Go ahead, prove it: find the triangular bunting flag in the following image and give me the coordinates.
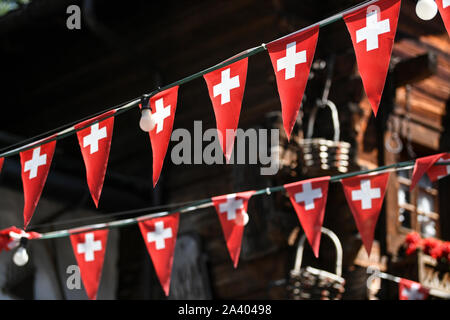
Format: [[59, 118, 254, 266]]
[[138, 213, 179, 296], [75, 111, 115, 208], [203, 58, 248, 162], [212, 191, 255, 268], [410, 153, 446, 190], [0, 157, 4, 173], [284, 176, 330, 257], [426, 153, 450, 182], [341, 172, 390, 256], [147, 86, 179, 187], [20, 140, 56, 229], [436, 0, 450, 38], [398, 278, 429, 300], [267, 26, 319, 140], [70, 230, 108, 300], [344, 0, 401, 116]]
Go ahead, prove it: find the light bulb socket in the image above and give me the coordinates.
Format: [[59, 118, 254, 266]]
[[19, 237, 28, 247]]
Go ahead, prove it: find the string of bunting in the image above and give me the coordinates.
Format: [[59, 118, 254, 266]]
[[366, 267, 450, 300], [1, 156, 450, 299]]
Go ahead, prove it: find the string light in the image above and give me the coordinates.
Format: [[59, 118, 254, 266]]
[[139, 108, 156, 133], [139, 95, 156, 132]]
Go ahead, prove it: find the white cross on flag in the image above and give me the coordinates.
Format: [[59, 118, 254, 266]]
[[212, 191, 255, 268], [203, 58, 248, 162], [398, 278, 429, 300], [341, 172, 390, 256], [70, 229, 108, 300], [20, 140, 56, 229], [426, 153, 450, 182], [436, 0, 450, 38], [138, 213, 179, 296], [344, 0, 400, 116], [267, 26, 319, 140], [284, 177, 330, 257], [145, 86, 179, 187], [75, 111, 115, 208]]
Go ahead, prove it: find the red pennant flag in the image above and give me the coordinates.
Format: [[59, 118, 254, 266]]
[[267, 26, 319, 140], [426, 153, 450, 182], [203, 58, 248, 162], [436, 0, 450, 38], [284, 176, 330, 257], [344, 0, 401, 116], [138, 213, 179, 296], [398, 278, 429, 300], [70, 230, 108, 300], [75, 111, 115, 208], [0, 157, 4, 173], [212, 191, 255, 268], [410, 153, 446, 190], [341, 172, 390, 256], [147, 86, 179, 187], [20, 140, 56, 229]]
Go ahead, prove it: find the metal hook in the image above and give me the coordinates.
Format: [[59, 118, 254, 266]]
[[385, 117, 403, 154]]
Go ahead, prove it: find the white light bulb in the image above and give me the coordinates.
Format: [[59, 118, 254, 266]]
[[416, 0, 438, 20], [243, 212, 249, 226], [13, 247, 29, 266], [139, 108, 156, 132]]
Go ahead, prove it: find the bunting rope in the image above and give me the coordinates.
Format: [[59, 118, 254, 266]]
[[0, 0, 379, 159], [366, 266, 450, 298], [21, 158, 449, 240]]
